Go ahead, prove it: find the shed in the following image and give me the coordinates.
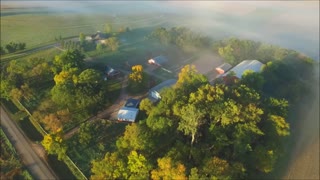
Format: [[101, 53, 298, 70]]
[[148, 56, 168, 66], [222, 60, 264, 79], [149, 79, 177, 102], [117, 107, 139, 122]]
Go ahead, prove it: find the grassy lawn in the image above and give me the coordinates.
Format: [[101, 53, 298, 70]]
[[0, 9, 166, 48], [0, 99, 20, 114], [107, 79, 122, 103], [16, 47, 62, 61], [47, 155, 77, 180], [1, 47, 62, 64]]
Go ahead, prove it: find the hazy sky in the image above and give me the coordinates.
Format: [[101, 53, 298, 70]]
[[1, 1, 319, 60]]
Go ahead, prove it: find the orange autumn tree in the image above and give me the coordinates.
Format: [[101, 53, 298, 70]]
[[151, 157, 187, 180]]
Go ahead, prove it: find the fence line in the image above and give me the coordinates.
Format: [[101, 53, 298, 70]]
[[13, 99, 88, 180]]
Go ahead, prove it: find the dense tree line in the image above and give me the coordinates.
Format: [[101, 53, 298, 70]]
[[1, 49, 112, 161], [0, 42, 26, 54], [1, 57, 53, 106], [34, 49, 108, 133], [148, 27, 211, 51], [90, 64, 295, 179], [213, 37, 311, 65]]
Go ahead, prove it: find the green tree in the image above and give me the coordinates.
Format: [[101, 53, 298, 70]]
[[10, 88, 23, 101], [219, 44, 236, 65], [116, 123, 147, 152], [78, 122, 97, 146], [139, 98, 153, 115], [177, 104, 204, 145], [96, 43, 104, 53], [41, 131, 67, 160], [251, 145, 277, 173], [104, 24, 112, 34], [53, 68, 79, 85], [91, 152, 127, 179], [79, 32, 85, 45], [105, 37, 119, 51], [241, 70, 265, 92], [176, 64, 208, 94], [77, 69, 101, 84], [127, 151, 150, 179], [201, 156, 231, 179], [0, 46, 6, 55], [53, 49, 85, 72], [0, 79, 14, 100], [151, 157, 187, 180]]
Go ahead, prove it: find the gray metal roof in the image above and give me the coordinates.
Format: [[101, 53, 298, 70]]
[[149, 79, 177, 93], [117, 107, 139, 122], [125, 98, 140, 108], [151, 56, 168, 65], [223, 60, 264, 78], [216, 63, 232, 72]]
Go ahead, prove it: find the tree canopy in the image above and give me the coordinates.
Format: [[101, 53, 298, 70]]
[[91, 63, 297, 179]]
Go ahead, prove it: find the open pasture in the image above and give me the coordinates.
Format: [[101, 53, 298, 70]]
[[1, 9, 169, 48]]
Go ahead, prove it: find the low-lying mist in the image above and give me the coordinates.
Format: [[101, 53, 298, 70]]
[[1, 1, 318, 61]]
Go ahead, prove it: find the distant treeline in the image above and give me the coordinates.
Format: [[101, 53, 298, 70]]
[[147, 27, 211, 51], [1, 42, 26, 55], [213, 38, 314, 65]]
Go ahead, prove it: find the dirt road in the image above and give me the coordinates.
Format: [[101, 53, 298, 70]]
[[0, 106, 57, 180]]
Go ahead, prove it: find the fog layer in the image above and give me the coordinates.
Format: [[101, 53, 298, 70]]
[[1, 1, 318, 60]]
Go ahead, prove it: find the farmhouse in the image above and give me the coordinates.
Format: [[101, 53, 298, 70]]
[[149, 79, 177, 102], [148, 56, 168, 67], [117, 98, 140, 122], [222, 60, 264, 79]]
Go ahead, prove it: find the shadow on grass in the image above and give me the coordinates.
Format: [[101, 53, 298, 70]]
[[1, 99, 19, 114], [47, 155, 77, 180], [18, 117, 43, 142]]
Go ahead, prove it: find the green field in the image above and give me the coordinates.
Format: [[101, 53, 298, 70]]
[[0, 9, 168, 48]]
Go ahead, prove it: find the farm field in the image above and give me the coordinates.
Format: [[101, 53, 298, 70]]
[[0, 9, 169, 48]]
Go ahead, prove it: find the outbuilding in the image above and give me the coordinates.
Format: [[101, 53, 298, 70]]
[[117, 107, 139, 123], [222, 60, 264, 79], [148, 56, 168, 66], [148, 79, 177, 102]]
